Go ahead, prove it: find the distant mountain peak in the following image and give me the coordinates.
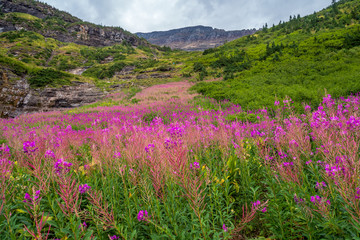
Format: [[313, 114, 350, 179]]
[[136, 26, 258, 51]]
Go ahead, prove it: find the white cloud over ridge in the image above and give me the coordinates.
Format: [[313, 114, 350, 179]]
[[43, 0, 331, 33]]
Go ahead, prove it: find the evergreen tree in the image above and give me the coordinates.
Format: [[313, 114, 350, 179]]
[[332, 0, 339, 14]]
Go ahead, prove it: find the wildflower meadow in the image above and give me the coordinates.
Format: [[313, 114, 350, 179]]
[[0, 82, 360, 239]]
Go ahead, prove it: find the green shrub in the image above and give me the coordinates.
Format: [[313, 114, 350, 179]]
[[29, 68, 72, 88], [83, 62, 126, 79]]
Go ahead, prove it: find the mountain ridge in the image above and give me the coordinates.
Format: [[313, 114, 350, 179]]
[[0, 0, 147, 47], [136, 25, 258, 51]]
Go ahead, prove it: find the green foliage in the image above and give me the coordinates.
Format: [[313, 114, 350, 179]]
[[193, 62, 208, 81], [131, 98, 140, 104], [0, 54, 30, 75], [83, 62, 126, 79], [28, 68, 72, 88], [134, 58, 158, 69], [225, 112, 262, 123], [142, 111, 160, 123], [80, 44, 132, 62], [203, 48, 218, 55], [344, 27, 360, 48], [0, 30, 42, 42], [193, 62, 206, 72]]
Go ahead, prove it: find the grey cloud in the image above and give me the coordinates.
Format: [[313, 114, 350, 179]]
[[43, 0, 331, 33]]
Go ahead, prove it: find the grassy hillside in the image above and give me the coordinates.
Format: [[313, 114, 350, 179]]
[[190, 0, 360, 112], [0, 29, 198, 90]]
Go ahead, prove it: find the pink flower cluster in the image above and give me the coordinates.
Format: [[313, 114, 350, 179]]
[[54, 158, 73, 174], [137, 210, 149, 221]]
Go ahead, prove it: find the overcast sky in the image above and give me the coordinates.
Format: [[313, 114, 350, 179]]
[[42, 0, 331, 33]]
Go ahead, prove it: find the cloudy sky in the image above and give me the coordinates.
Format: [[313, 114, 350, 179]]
[[42, 0, 331, 33]]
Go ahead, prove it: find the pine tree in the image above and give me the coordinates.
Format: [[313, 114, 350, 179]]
[[332, 0, 339, 14]]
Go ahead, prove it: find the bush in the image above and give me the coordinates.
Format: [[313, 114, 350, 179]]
[[193, 62, 206, 72], [29, 68, 72, 88], [83, 62, 126, 79]]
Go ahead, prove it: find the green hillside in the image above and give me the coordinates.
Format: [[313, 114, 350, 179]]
[[190, 0, 360, 112]]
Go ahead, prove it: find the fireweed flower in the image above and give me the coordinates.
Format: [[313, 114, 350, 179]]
[[0, 159, 13, 175], [289, 139, 299, 147], [222, 224, 228, 232], [54, 158, 72, 174], [283, 162, 294, 167], [24, 193, 32, 203], [113, 152, 121, 158], [252, 200, 261, 207], [23, 141, 38, 154], [356, 188, 360, 199], [294, 195, 304, 203], [261, 207, 267, 213], [23, 190, 40, 203], [110, 236, 119, 240], [316, 181, 327, 189], [274, 101, 280, 106], [45, 150, 55, 158], [79, 184, 91, 194], [137, 210, 149, 221], [278, 151, 288, 159], [310, 195, 321, 204], [145, 143, 155, 153], [0, 145, 10, 157], [190, 162, 200, 169], [325, 164, 343, 176], [164, 138, 178, 149], [79, 222, 87, 228]]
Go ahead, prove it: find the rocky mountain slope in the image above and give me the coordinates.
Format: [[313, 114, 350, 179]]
[[136, 26, 257, 51], [0, 0, 146, 47], [0, 0, 174, 117]]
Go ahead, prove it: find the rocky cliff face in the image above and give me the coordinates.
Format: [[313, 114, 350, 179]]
[[0, 67, 104, 118], [137, 26, 258, 51], [0, 0, 146, 47]]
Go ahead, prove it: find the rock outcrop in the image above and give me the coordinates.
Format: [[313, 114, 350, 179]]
[[0, 68, 104, 118], [137, 26, 258, 51]]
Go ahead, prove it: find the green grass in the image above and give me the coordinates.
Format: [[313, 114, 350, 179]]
[[9, 12, 40, 21]]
